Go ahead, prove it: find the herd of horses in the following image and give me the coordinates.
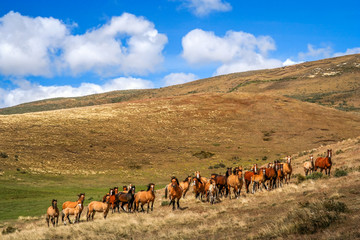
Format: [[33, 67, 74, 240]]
[[45, 149, 333, 227]]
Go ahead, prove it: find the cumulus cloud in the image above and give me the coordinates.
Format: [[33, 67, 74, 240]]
[[298, 44, 332, 60], [182, 29, 282, 75], [0, 77, 153, 108], [282, 58, 303, 66], [181, 0, 232, 16], [0, 11, 167, 77], [63, 13, 168, 75], [0, 11, 68, 77], [163, 72, 197, 86]]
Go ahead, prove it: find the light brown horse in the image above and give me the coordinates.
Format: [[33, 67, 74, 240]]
[[62, 193, 85, 223], [304, 155, 315, 176], [46, 199, 59, 227], [167, 177, 183, 210], [275, 161, 285, 188], [87, 195, 110, 221], [179, 176, 192, 198], [251, 168, 266, 194], [315, 149, 332, 176], [61, 200, 81, 225], [206, 179, 218, 204], [283, 156, 293, 184], [227, 167, 243, 199], [134, 183, 156, 213]]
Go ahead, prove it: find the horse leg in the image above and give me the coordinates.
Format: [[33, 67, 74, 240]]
[[177, 199, 180, 209], [172, 200, 176, 211], [151, 200, 154, 211], [46, 215, 50, 227]]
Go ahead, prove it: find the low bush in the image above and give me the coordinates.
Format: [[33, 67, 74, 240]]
[[334, 168, 348, 178], [306, 172, 324, 180]]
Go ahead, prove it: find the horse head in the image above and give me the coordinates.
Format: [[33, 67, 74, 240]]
[[253, 164, 258, 174], [171, 177, 179, 187], [287, 156, 292, 164], [122, 185, 128, 192], [147, 183, 155, 192], [52, 199, 57, 209], [195, 171, 201, 179]]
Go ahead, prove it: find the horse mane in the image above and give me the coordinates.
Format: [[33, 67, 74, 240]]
[[52, 199, 57, 209], [171, 176, 180, 185], [183, 176, 190, 182], [147, 183, 155, 191]]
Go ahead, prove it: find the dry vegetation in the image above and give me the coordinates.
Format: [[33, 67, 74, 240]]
[[2, 137, 360, 240]]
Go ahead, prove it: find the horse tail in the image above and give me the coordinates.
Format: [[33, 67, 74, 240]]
[[165, 185, 168, 199]]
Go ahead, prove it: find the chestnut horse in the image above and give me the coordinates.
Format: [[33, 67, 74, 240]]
[[315, 149, 332, 176], [62, 193, 85, 223], [275, 161, 285, 188], [62, 202, 81, 225], [192, 176, 206, 200], [194, 171, 208, 185], [264, 164, 277, 190], [46, 199, 59, 227], [211, 168, 232, 197], [87, 195, 110, 221], [167, 177, 183, 210], [108, 188, 119, 213], [134, 183, 156, 213], [304, 155, 315, 176]]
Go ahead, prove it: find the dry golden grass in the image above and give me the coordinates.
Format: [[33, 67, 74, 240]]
[[2, 137, 360, 239], [1, 92, 360, 180]]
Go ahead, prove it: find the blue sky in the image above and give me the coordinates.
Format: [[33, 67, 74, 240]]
[[0, 0, 359, 108]]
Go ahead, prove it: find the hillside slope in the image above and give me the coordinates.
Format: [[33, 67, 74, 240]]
[[1, 54, 359, 115], [1, 92, 360, 179]]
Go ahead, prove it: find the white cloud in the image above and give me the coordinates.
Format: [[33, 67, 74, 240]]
[[182, 29, 282, 75], [63, 13, 168, 76], [0, 77, 153, 108], [163, 72, 197, 86], [181, 0, 232, 16], [298, 44, 332, 60], [0, 11, 68, 77], [283, 58, 303, 66], [333, 47, 360, 57], [0, 12, 167, 77]]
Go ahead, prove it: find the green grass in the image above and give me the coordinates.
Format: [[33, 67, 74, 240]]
[[0, 171, 165, 222]]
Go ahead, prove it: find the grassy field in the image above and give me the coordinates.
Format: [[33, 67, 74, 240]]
[[1, 137, 359, 239], [0, 170, 166, 222]]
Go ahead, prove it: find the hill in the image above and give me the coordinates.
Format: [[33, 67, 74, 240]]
[[1, 54, 360, 115]]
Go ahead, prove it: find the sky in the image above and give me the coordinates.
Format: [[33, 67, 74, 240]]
[[0, 0, 359, 108]]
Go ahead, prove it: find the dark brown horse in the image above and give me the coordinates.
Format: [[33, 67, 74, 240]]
[[315, 149, 332, 176], [109, 188, 119, 213], [192, 177, 206, 200], [116, 186, 136, 212], [210, 169, 231, 198]]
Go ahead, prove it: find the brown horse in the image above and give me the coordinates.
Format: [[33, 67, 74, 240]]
[[194, 171, 208, 184], [304, 155, 315, 176], [167, 177, 183, 210], [116, 185, 136, 212], [192, 176, 206, 201], [283, 156, 293, 184], [46, 199, 59, 227], [275, 161, 285, 188], [252, 168, 266, 194], [87, 195, 110, 221], [179, 176, 192, 198], [315, 149, 332, 176], [227, 168, 243, 199], [211, 167, 232, 197], [134, 183, 156, 213], [62, 202, 81, 225], [62, 193, 85, 223], [108, 188, 119, 213], [263, 164, 277, 190]]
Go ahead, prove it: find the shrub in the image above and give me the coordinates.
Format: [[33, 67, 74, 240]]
[[193, 151, 215, 159], [306, 172, 324, 180], [2, 226, 17, 235], [262, 156, 268, 161], [0, 152, 8, 158], [334, 168, 348, 178], [336, 149, 344, 155], [161, 201, 169, 206], [295, 174, 306, 183], [213, 163, 226, 169]]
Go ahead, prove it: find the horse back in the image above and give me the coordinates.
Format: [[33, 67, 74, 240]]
[[315, 157, 327, 168], [62, 201, 77, 210], [244, 171, 254, 182]]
